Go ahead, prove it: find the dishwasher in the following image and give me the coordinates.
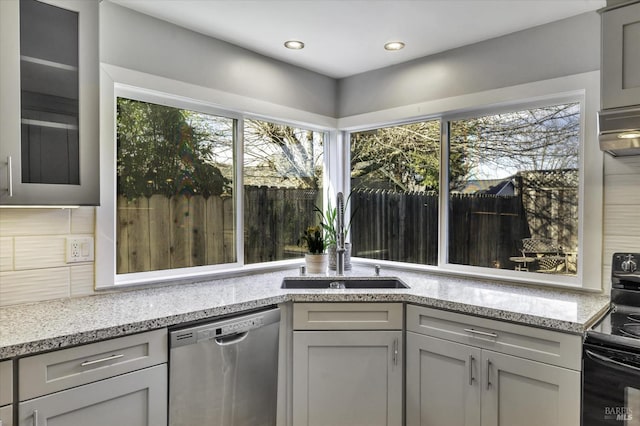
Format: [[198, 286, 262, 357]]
[[169, 307, 280, 426]]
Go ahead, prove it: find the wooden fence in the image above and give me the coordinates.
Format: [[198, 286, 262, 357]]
[[118, 185, 574, 274], [117, 187, 319, 273], [351, 189, 529, 269]]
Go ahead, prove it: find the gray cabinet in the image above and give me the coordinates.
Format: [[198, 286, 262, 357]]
[[602, 1, 640, 109], [406, 305, 581, 426], [17, 329, 167, 426], [18, 365, 166, 426], [406, 333, 481, 426], [292, 303, 403, 426], [0, 360, 13, 426], [0, 0, 99, 206]]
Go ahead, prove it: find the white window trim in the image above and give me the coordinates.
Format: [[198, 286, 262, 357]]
[[96, 64, 336, 289], [338, 71, 603, 291], [97, 65, 602, 292]]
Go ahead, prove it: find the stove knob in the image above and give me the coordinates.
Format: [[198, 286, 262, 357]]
[[622, 255, 637, 273]]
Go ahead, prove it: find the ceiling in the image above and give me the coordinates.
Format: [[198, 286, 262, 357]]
[[109, 0, 606, 79]]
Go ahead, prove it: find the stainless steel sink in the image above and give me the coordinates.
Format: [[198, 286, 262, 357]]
[[281, 277, 409, 289]]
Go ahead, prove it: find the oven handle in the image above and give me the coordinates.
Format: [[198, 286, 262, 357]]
[[585, 349, 640, 373]]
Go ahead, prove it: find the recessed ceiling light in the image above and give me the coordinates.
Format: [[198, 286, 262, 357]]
[[384, 41, 405, 51], [284, 40, 305, 50]]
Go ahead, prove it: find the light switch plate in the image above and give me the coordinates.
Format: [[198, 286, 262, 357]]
[[66, 236, 94, 263]]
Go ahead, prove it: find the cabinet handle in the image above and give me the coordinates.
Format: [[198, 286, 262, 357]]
[[464, 328, 498, 339], [468, 355, 475, 385], [33, 409, 38, 426], [6, 156, 12, 197], [486, 359, 492, 389], [393, 338, 399, 366], [80, 353, 124, 367]]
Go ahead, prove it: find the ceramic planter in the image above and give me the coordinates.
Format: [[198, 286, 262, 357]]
[[305, 253, 328, 274]]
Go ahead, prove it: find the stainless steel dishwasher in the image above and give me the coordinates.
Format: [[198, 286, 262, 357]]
[[169, 307, 280, 426]]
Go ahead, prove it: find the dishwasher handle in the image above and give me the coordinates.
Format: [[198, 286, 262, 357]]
[[215, 331, 249, 346]]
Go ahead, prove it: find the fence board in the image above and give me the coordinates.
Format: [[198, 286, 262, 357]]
[[128, 197, 151, 273], [116, 196, 130, 274], [171, 196, 190, 269], [206, 196, 225, 265], [190, 196, 206, 266], [149, 195, 170, 271]]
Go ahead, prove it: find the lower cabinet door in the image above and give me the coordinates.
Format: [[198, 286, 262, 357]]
[[293, 330, 402, 426], [480, 350, 580, 426], [18, 364, 167, 426], [406, 332, 481, 426], [0, 405, 13, 426]]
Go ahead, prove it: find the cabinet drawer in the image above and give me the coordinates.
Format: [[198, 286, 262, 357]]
[[293, 303, 403, 330], [406, 305, 581, 370], [0, 361, 12, 406], [19, 328, 167, 401]]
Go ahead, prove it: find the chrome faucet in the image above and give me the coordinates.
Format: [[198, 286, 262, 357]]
[[336, 192, 345, 276]]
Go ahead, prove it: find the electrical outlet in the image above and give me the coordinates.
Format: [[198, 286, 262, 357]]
[[66, 237, 94, 263]]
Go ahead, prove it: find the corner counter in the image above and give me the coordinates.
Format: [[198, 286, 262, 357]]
[[0, 266, 610, 359]]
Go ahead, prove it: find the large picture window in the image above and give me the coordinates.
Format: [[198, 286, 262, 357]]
[[116, 97, 237, 273], [350, 120, 440, 265], [448, 102, 580, 275], [243, 119, 325, 264]]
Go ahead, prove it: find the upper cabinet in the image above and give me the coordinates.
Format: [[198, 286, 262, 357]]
[[0, 0, 99, 206], [601, 1, 640, 110]]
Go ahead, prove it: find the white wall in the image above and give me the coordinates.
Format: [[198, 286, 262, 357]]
[[338, 12, 601, 118], [100, 1, 338, 118]]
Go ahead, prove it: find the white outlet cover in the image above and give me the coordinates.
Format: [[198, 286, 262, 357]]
[[66, 236, 95, 263]]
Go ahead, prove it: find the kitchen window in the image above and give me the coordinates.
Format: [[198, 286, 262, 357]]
[[350, 120, 440, 265], [243, 119, 325, 264], [344, 74, 602, 289], [97, 68, 329, 287], [115, 97, 237, 274], [448, 102, 580, 276]]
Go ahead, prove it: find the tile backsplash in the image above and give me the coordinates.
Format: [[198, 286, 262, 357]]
[[0, 208, 96, 306]]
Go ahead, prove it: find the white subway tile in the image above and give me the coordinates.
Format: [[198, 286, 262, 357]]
[[0, 238, 13, 271], [71, 207, 95, 234], [14, 236, 66, 270], [0, 209, 70, 236], [604, 155, 640, 176], [604, 174, 640, 205], [0, 268, 69, 306], [70, 264, 95, 297], [604, 205, 640, 236]]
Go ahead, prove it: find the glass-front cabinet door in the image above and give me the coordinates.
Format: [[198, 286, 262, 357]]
[[0, 0, 99, 206]]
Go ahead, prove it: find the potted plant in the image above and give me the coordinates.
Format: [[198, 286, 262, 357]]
[[300, 225, 327, 273], [316, 196, 354, 271]]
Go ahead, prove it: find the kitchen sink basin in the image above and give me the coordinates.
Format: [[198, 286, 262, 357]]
[[281, 277, 409, 289]]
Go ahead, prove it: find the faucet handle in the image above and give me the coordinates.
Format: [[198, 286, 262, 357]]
[[374, 265, 381, 276]]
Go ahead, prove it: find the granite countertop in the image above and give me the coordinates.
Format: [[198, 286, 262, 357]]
[[0, 265, 610, 359]]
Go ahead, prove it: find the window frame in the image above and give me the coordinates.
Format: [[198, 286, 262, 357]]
[[339, 72, 602, 291], [97, 66, 601, 292], [96, 64, 335, 289]]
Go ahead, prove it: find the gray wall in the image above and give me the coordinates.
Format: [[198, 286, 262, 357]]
[[100, 1, 338, 118], [337, 12, 601, 117]]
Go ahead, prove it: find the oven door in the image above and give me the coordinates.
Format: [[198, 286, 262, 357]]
[[583, 342, 640, 425]]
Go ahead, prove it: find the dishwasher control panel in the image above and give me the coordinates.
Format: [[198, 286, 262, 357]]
[[170, 308, 278, 349]]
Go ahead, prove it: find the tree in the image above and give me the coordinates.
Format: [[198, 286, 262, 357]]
[[243, 119, 323, 189], [116, 98, 231, 199]]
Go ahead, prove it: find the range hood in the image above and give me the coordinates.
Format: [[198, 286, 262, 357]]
[[599, 106, 640, 156]]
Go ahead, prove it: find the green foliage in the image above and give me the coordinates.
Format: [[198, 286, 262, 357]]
[[300, 225, 325, 254], [117, 98, 231, 200]]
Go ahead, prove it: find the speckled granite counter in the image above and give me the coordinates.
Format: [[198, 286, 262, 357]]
[[0, 266, 610, 359]]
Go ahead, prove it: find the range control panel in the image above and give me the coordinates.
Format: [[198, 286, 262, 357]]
[[612, 253, 640, 288]]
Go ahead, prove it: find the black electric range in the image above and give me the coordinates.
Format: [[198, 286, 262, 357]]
[[583, 253, 640, 426]]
